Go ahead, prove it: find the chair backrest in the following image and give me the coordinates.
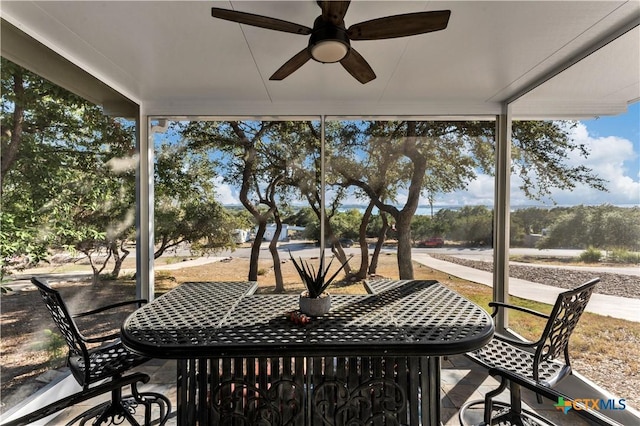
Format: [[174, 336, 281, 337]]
[[534, 278, 599, 370], [31, 277, 88, 360]]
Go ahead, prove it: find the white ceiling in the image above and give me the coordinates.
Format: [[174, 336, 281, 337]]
[[1, 1, 639, 119]]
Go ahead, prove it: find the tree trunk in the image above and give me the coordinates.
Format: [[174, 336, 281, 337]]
[[110, 241, 130, 278], [368, 212, 389, 275], [81, 247, 111, 285], [270, 208, 285, 293], [395, 213, 414, 279], [326, 219, 352, 275], [306, 191, 352, 275], [249, 220, 267, 282], [355, 201, 375, 279], [393, 121, 426, 279]]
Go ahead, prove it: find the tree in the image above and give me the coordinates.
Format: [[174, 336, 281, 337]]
[[2, 60, 237, 283], [283, 206, 316, 229], [181, 120, 315, 291], [1, 59, 137, 283], [411, 215, 437, 242], [330, 120, 607, 279], [332, 121, 478, 278], [448, 206, 493, 246], [538, 205, 640, 251], [154, 136, 238, 259]]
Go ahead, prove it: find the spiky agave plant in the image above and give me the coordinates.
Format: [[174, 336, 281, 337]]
[[289, 251, 350, 298]]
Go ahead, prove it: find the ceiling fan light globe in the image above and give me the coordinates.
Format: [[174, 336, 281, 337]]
[[310, 40, 349, 63]]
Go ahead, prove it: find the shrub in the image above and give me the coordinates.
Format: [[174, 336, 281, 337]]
[[607, 248, 640, 264], [31, 329, 66, 365], [579, 247, 602, 263]]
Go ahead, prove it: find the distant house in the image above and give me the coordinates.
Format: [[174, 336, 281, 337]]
[[262, 224, 306, 242], [232, 229, 249, 244]]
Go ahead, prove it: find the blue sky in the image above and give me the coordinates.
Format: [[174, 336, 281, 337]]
[[439, 103, 640, 208], [516, 102, 639, 207], [583, 102, 640, 182]]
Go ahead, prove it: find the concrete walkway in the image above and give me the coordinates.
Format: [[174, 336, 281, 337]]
[[413, 253, 640, 323], [12, 254, 639, 322], [9, 257, 230, 291]]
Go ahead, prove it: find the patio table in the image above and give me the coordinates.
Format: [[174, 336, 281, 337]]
[[121, 279, 493, 425]]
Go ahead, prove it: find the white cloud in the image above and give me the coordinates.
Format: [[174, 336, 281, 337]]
[[429, 121, 640, 208], [106, 154, 138, 173], [548, 122, 640, 205], [213, 176, 240, 205], [428, 174, 495, 207]]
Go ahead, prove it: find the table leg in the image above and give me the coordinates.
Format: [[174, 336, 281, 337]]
[[176, 360, 186, 426], [177, 359, 202, 426], [425, 356, 442, 426]]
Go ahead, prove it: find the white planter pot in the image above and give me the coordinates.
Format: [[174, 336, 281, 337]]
[[299, 291, 331, 316]]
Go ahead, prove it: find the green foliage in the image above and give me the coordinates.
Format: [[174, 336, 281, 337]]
[[31, 329, 66, 365], [328, 209, 362, 240], [300, 208, 363, 243], [3, 60, 621, 285], [607, 249, 640, 264], [444, 206, 493, 246], [2, 61, 238, 280], [0, 211, 49, 278], [538, 205, 640, 250], [510, 207, 562, 241], [410, 215, 436, 241], [289, 252, 350, 298], [283, 207, 316, 228], [579, 247, 602, 263], [2, 58, 137, 281]]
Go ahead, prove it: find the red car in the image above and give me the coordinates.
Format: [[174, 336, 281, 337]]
[[417, 237, 444, 248]]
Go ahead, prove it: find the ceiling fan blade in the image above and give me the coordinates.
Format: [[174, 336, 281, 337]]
[[318, 1, 351, 25], [270, 48, 313, 80], [347, 10, 451, 40], [340, 48, 376, 84], [211, 8, 312, 35]]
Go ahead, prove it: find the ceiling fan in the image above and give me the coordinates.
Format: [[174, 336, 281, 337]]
[[211, 1, 451, 84]]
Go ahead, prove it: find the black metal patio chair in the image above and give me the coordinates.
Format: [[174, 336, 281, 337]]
[[2, 277, 171, 426], [459, 278, 599, 426]]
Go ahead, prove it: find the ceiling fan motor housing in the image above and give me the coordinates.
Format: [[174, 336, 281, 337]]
[[308, 16, 351, 63]]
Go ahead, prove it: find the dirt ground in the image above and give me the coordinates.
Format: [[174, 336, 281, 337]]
[[1, 254, 638, 414], [0, 254, 389, 413]]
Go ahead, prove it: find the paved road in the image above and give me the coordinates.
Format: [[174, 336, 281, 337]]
[[413, 253, 640, 322], [9, 243, 638, 322], [227, 243, 639, 276]]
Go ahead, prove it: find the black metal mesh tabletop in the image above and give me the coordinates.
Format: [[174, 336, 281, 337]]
[[122, 280, 493, 358]]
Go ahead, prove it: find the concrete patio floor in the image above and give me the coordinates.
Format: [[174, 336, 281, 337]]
[[2, 355, 609, 426]]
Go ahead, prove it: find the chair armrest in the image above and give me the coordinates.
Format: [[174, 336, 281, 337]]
[[75, 299, 146, 343], [83, 332, 121, 343], [493, 333, 539, 348], [73, 299, 147, 318], [488, 301, 550, 319], [489, 367, 553, 394]]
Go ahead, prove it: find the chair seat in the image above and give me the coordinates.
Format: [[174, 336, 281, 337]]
[[467, 337, 567, 386], [69, 340, 149, 387]]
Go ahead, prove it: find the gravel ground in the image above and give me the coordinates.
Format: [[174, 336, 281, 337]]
[[430, 254, 640, 299]]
